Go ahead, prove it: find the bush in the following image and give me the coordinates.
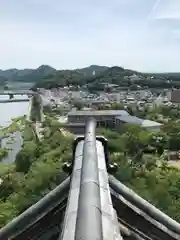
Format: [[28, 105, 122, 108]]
[[0, 148, 8, 161]]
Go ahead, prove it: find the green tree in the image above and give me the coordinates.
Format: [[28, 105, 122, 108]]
[[74, 101, 84, 110], [0, 148, 8, 161], [148, 132, 168, 155], [121, 124, 149, 164], [0, 173, 24, 201], [163, 121, 180, 150], [15, 141, 37, 173]]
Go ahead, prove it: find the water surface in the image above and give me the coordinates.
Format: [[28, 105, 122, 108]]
[[0, 95, 29, 163]]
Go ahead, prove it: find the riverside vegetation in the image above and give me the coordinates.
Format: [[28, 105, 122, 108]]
[[1, 104, 180, 227], [0, 114, 73, 227], [0, 116, 27, 163]]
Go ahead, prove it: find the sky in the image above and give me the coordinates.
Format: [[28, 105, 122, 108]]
[[0, 0, 180, 72]]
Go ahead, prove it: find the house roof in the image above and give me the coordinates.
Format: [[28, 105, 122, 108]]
[[142, 120, 163, 127], [116, 115, 163, 128], [68, 110, 129, 117], [116, 115, 143, 125]]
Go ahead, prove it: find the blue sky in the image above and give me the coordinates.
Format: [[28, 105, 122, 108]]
[[0, 0, 180, 72]]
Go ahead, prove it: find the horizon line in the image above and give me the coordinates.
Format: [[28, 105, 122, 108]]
[[0, 64, 180, 74]]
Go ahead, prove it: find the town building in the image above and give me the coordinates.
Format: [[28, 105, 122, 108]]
[[68, 110, 163, 132], [116, 115, 163, 132], [169, 89, 180, 103], [68, 110, 129, 128]]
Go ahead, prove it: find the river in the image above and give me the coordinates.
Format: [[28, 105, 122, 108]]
[[0, 95, 29, 163]]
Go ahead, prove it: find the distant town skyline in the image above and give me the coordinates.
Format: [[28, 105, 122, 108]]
[[0, 0, 180, 72]]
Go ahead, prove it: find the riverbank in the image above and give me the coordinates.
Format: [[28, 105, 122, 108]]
[[0, 113, 72, 228], [0, 116, 26, 164]]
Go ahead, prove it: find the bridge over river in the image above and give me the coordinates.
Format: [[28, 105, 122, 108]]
[[0, 91, 31, 95], [0, 90, 36, 103]]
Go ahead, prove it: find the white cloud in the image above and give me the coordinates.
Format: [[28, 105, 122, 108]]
[[0, 0, 180, 72], [150, 0, 180, 19]]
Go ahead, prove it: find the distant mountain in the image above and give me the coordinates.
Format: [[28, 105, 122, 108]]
[[36, 65, 57, 75], [34, 66, 141, 89], [85, 66, 142, 85], [75, 65, 109, 76], [151, 72, 180, 78], [18, 65, 57, 83], [0, 75, 8, 85], [35, 69, 86, 88], [34, 65, 110, 88], [0, 65, 56, 83], [0, 68, 33, 81], [0, 65, 109, 85], [1, 64, 180, 89], [0, 65, 109, 89]]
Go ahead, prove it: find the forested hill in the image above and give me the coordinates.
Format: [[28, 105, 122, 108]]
[[0, 65, 108, 83], [0, 65, 56, 83], [34, 66, 180, 89], [1, 64, 180, 89], [75, 65, 109, 76], [33, 66, 141, 88]]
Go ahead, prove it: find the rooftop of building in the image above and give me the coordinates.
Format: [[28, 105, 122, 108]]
[[116, 115, 143, 124], [142, 119, 163, 127], [68, 110, 129, 116], [116, 115, 163, 127]]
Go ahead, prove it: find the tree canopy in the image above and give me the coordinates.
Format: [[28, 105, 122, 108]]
[[1, 104, 180, 227], [0, 116, 73, 227]]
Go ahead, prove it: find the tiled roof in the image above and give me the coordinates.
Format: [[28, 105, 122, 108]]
[[68, 110, 129, 116], [116, 115, 143, 124], [116, 115, 163, 127]]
